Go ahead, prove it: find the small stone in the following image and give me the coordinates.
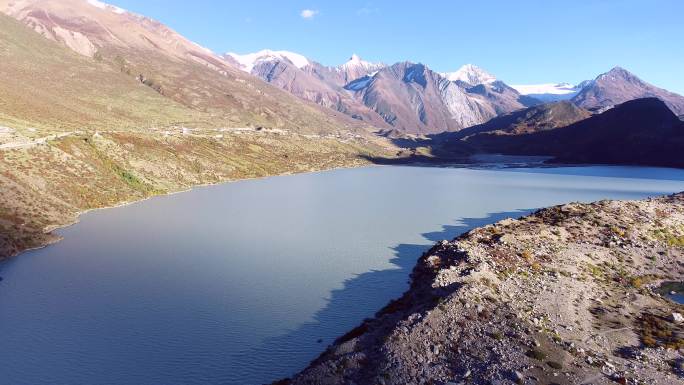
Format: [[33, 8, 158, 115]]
[[513, 371, 524, 382], [671, 312, 684, 323]]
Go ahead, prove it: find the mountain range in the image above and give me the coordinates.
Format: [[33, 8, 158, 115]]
[[225, 51, 541, 134], [224, 49, 684, 135], [1, 0, 683, 147]]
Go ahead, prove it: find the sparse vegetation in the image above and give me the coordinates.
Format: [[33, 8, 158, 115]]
[[526, 348, 546, 360], [637, 313, 684, 350], [650, 227, 684, 247]]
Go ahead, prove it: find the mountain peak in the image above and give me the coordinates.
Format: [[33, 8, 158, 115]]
[[337, 54, 384, 82], [598, 66, 640, 82], [608, 65, 628, 73], [572, 66, 684, 115], [225, 49, 310, 72], [443, 64, 496, 85], [340, 54, 381, 70]]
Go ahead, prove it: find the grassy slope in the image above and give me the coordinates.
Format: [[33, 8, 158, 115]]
[[0, 12, 370, 135], [0, 14, 204, 132]]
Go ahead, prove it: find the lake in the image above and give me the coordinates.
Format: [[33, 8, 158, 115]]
[[2, 165, 684, 385]]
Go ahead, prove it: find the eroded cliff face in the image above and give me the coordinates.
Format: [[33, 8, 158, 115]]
[[284, 193, 684, 385]]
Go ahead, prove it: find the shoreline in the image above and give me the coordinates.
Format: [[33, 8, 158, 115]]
[[2, 161, 383, 263], [283, 192, 684, 384], [10, 160, 684, 263]]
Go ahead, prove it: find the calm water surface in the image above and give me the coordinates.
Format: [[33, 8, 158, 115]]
[[2, 165, 684, 384]]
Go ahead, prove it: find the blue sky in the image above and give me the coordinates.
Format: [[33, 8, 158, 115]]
[[109, 0, 684, 94]]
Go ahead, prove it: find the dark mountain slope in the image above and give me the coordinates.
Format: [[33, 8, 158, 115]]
[[445, 101, 591, 140], [469, 98, 684, 167]]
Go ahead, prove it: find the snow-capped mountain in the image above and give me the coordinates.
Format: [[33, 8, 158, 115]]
[[221, 50, 684, 134], [344, 62, 535, 134], [223, 50, 392, 129], [336, 54, 385, 84], [225, 50, 311, 73], [442, 64, 497, 86], [224, 51, 383, 85], [510, 83, 583, 102], [222, 50, 537, 134]]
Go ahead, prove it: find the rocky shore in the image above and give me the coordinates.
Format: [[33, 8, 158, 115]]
[[281, 193, 684, 385]]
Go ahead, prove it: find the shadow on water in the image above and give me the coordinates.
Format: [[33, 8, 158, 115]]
[[359, 153, 684, 181], [358, 153, 557, 171], [227, 208, 535, 384]]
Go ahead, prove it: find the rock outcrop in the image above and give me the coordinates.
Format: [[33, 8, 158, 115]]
[[283, 193, 684, 385]]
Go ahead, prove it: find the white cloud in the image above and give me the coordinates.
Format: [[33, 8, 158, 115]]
[[357, 7, 378, 16], [357, 3, 378, 16], [300, 9, 318, 19]]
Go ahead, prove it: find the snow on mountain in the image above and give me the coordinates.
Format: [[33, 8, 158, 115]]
[[336, 54, 385, 84], [344, 71, 379, 91], [344, 62, 530, 134], [442, 64, 497, 86], [85, 0, 126, 14], [225, 50, 311, 73], [512, 83, 579, 96], [339, 54, 380, 72], [511, 82, 583, 102]]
